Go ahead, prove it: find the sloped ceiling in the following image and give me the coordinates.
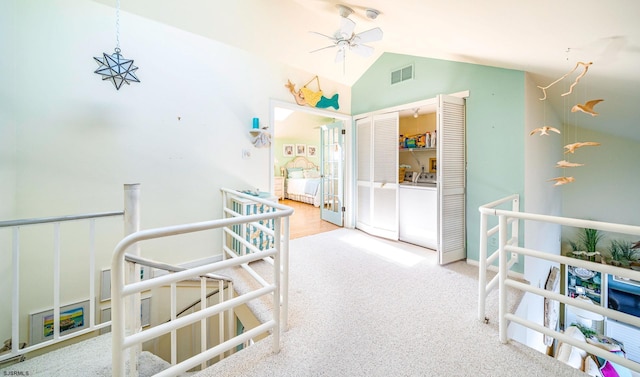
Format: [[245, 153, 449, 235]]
[[94, 0, 640, 140]]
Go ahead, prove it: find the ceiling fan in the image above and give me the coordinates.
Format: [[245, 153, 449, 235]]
[[309, 4, 383, 65]]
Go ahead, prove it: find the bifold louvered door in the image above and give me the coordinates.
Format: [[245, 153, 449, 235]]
[[437, 95, 466, 265], [356, 112, 399, 240]]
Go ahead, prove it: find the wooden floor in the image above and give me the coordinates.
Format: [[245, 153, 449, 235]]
[[279, 199, 341, 239]]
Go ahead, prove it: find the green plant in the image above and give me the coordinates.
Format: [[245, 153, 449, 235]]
[[569, 240, 580, 252], [579, 228, 604, 253], [608, 240, 640, 266], [570, 322, 597, 338]]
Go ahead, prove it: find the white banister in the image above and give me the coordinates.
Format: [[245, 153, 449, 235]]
[[111, 188, 293, 377], [479, 194, 640, 374], [478, 194, 520, 321], [1, 203, 124, 364], [123, 183, 141, 377], [53, 223, 61, 341], [11, 227, 19, 357]]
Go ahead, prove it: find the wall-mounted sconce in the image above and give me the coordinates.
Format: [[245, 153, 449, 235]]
[[250, 117, 271, 148], [413, 108, 420, 118]]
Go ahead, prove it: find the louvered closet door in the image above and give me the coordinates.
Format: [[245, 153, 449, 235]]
[[356, 112, 399, 240], [356, 117, 372, 230], [437, 95, 466, 265]]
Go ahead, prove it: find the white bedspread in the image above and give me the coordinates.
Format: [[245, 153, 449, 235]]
[[286, 178, 321, 207]]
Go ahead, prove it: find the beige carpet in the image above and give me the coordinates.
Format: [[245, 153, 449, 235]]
[[195, 228, 585, 377]]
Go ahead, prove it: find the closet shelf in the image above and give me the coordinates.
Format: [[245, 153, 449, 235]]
[[399, 147, 436, 152]]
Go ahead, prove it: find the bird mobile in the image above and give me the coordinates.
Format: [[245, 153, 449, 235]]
[[555, 160, 584, 168], [537, 61, 592, 100], [548, 176, 575, 186], [285, 76, 339, 110], [530, 126, 561, 136], [563, 141, 601, 154], [571, 99, 604, 117]]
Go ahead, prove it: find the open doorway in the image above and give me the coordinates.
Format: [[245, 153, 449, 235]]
[[270, 100, 350, 239]]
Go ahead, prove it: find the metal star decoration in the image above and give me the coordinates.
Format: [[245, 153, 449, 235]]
[[94, 48, 140, 90]]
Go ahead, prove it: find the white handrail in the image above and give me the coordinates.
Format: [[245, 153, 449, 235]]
[[1, 210, 123, 364], [479, 195, 640, 373], [478, 194, 519, 321], [111, 188, 293, 377]]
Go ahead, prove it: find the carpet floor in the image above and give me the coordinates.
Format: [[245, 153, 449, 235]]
[[194, 228, 586, 377]]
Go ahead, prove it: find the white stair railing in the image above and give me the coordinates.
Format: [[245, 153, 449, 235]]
[[111, 188, 293, 377], [479, 195, 640, 373], [0, 208, 124, 364], [477, 194, 519, 322]]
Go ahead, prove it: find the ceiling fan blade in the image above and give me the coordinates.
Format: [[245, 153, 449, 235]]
[[310, 45, 337, 54], [350, 43, 374, 57], [338, 17, 356, 39], [309, 31, 337, 41], [335, 48, 346, 63], [354, 27, 383, 44]]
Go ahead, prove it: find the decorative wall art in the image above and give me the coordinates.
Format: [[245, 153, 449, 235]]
[[307, 145, 318, 157], [296, 144, 307, 156], [285, 76, 339, 110], [429, 158, 437, 173], [283, 144, 294, 157], [533, 59, 604, 186], [30, 300, 90, 345]]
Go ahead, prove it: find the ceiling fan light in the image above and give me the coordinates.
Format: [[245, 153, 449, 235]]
[[337, 4, 354, 18], [366, 9, 380, 20]]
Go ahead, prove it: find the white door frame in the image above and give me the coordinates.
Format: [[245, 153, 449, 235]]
[[269, 99, 354, 228]]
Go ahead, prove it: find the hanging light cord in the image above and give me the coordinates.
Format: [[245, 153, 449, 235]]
[[115, 0, 121, 53]]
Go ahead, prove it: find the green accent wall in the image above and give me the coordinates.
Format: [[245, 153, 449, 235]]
[[352, 53, 525, 266]]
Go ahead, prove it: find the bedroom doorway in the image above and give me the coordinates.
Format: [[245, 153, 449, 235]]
[[271, 100, 352, 236], [320, 121, 344, 226]]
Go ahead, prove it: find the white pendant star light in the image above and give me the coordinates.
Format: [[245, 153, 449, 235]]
[[93, 0, 140, 90], [94, 48, 140, 90]]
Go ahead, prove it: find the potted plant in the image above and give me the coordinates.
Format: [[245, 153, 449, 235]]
[[608, 239, 640, 267], [568, 227, 603, 262]]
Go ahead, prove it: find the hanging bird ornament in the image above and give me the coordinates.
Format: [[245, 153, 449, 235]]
[[563, 141, 601, 154], [93, 0, 140, 90], [530, 126, 561, 136], [548, 176, 575, 186], [571, 99, 604, 116]]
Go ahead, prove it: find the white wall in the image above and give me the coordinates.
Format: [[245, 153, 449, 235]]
[[510, 73, 564, 352], [1, 0, 350, 345], [0, 0, 19, 346], [561, 126, 640, 228]]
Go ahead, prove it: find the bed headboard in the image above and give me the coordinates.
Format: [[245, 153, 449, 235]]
[[284, 156, 318, 171]]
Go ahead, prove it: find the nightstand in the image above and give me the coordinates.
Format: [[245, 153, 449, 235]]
[[273, 176, 284, 200]]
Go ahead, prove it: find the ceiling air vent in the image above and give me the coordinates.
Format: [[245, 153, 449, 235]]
[[390, 64, 414, 85]]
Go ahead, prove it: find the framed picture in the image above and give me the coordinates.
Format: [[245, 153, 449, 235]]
[[307, 145, 317, 157], [429, 158, 437, 173], [100, 269, 111, 302], [296, 144, 306, 156], [283, 144, 294, 157], [30, 300, 90, 345]]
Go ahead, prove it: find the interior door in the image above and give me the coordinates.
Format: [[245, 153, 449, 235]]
[[320, 121, 344, 226], [437, 94, 466, 264], [356, 112, 399, 240]]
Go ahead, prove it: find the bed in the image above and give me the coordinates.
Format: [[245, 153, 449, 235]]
[[283, 156, 322, 207]]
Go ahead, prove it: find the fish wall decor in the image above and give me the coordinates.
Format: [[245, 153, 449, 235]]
[[285, 76, 339, 110]]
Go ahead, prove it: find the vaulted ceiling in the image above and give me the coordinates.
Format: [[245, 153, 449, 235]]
[[95, 0, 640, 140]]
